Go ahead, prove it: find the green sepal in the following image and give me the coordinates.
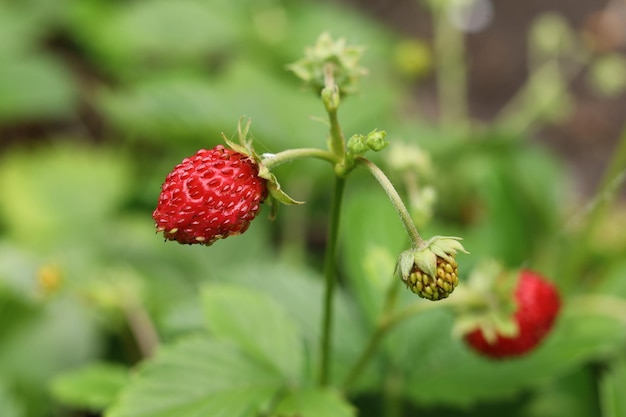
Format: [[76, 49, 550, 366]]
[[453, 311, 519, 344], [450, 260, 520, 342], [425, 236, 469, 257], [222, 118, 303, 221], [222, 117, 256, 157], [258, 166, 304, 206], [413, 247, 437, 279], [395, 249, 416, 279]]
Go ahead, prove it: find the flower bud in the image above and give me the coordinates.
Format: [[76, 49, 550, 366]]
[[529, 13, 574, 57], [347, 134, 368, 155], [365, 129, 388, 152]]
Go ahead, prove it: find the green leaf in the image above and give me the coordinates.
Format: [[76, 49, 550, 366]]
[[600, 356, 626, 417], [397, 308, 626, 407], [521, 368, 600, 417], [273, 388, 355, 417], [201, 284, 303, 383], [50, 362, 129, 412], [106, 337, 284, 417], [0, 296, 102, 384], [0, 379, 24, 417], [212, 262, 370, 389], [66, 0, 239, 77], [0, 143, 131, 248], [0, 3, 44, 58], [341, 189, 406, 325], [0, 55, 77, 122], [96, 77, 228, 145]]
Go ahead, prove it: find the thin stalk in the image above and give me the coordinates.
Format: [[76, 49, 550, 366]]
[[342, 297, 455, 390], [262, 148, 338, 170], [342, 287, 483, 391], [561, 127, 626, 288], [321, 63, 345, 158], [122, 302, 159, 359], [432, 3, 469, 132], [356, 157, 425, 249], [318, 63, 348, 386], [319, 176, 346, 386], [327, 108, 346, 157], [382, 370, 403, 417]]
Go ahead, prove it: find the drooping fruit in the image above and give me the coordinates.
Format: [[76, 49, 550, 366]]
[[153, 145, 267, 245], [464, 270, 561, 358]]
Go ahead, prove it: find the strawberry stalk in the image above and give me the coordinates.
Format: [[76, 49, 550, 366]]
[[261, 148, 338, 169], [323, 63, 346, 158], [356, 157, 425, 249], [342, 290, 473, 390], [320, 176, 346, 386], [319, 65, 347, 386], [561, 128, 626, 289]]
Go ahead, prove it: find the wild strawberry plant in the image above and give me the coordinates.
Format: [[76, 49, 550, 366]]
[[86, 33, 609, 417], [2, 3, 626, 415]]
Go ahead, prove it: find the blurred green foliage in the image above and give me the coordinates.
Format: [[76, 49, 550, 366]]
[[1, 0, 626, 416]]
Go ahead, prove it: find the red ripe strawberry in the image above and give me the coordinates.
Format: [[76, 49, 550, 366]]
[[464, 270, 560, 359], [153, 145, 267, 245]]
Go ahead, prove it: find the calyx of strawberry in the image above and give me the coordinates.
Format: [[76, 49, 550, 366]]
[[396, 236, 468, 301], [451, 260, 519, 342], [222, 119, 302, 219]]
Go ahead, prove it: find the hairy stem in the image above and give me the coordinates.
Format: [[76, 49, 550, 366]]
[[342, 297, 454, 390], [432, 3, 469, 133], [319, 176, 346, 386], [262, 148, 338, 169], [323, 63, 346, 158], [122, 302, 159, 359], [356, 157, 425, 248], [561, 127, 626, 288], [318, 63, 349, 386]]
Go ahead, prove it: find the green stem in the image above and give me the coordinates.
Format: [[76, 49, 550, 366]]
[[319, 176, 346, 386], [261, 147, 338, 169], [356, 157, 425, 248], [327, 108, 346, 157], [494, 58, 588, 136], [317, 63, 348, 386], [561, 127, 626, 288], [382, 369, 403, 417], [321, 63, 346, 158], [121, 301, 159, 359], [567, 295, 626, 326], [342, 297, 455, 390], [341, 284, 484, 391], [432, 2, 468, 133]]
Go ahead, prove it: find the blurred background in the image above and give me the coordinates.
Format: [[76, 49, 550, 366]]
[[1, 0, 626, 416]]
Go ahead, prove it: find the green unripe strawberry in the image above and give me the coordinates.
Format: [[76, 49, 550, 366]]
[[406, 255, 459, 300], [397, 236, 467, 301]]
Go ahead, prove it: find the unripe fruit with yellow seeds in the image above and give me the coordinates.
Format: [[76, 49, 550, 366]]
[[396, 236, 467, 301], [406, 255, 459, 300]]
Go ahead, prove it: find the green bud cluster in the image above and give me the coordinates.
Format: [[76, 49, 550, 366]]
[[287, 32, 368, 95], [347, 129, 388, 156]]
